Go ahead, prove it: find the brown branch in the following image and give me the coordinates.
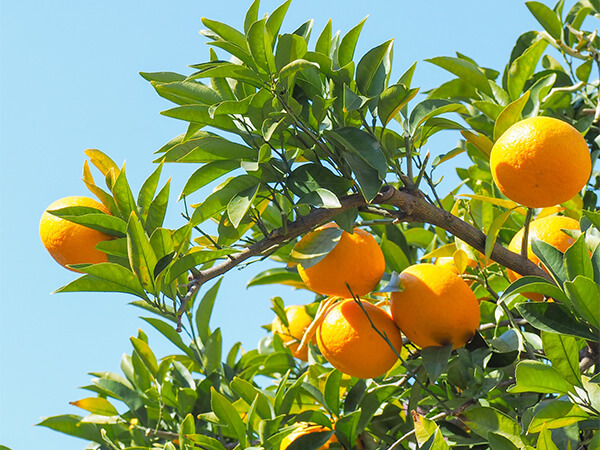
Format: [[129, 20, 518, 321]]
[[187, 185, 553, 295]]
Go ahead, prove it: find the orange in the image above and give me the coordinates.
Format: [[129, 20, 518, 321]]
[[316, 299, 402, 379], [390, 264, 480, 350], [271, 305, 314, 361], [296, 224, 385, 298], [280, 423, 337, 449], [507, 215, 579, 300], [40, 196, 113, 272], [490, 116, 591, 208]]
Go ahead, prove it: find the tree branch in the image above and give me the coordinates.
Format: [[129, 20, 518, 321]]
[[188, 185, 553, 293]]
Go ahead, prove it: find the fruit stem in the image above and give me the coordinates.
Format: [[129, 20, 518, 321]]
[[521, 208, 534, 259]]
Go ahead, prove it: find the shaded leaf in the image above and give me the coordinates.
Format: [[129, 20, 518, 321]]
[[289, 226, 342, 268], [246, 268, 307, 289], [426, 56, 493, 96], [516, 301, 598, 341]]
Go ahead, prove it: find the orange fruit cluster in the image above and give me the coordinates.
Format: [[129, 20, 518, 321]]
[[40, 196, 113, 272], [277, 224, 482, 379]]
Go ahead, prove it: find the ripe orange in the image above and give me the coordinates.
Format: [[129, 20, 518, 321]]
[[296, 225, 385, 298], [271, 305, 314, 361], [316, 299, 402, 379], [490, 116, 591, 208], [40, 196, 113, 272], [280, 423, 337, 449], [390, 264, 480, 350], [507, 215, 579, 300]]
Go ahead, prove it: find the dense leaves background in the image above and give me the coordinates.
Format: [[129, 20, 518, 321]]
[[2, 0, 600, 449]]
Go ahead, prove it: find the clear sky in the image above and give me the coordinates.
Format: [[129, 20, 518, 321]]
[[1, 1, 545, 448]]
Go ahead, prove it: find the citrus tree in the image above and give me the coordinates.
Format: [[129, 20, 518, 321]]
[[36, 1, 600, 449]]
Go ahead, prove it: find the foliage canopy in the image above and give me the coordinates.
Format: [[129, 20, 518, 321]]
[[35, 1, 600, 449]]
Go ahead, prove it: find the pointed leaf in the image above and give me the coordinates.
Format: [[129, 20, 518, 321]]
[[378, 84, 419, 126], [137, 163, 163, 215], [507, 38, 548, 100], [426, 56, 493, 96], [127, 213, 158, 294], [516, 301, 598, 340], [508, 360, 574, 394], [180, 160, 239, 199], [47, 207, 126, 237], [338, 17, 367, 67], [196, 278, 222, 343], [564, 275, 600, 330], [130, 336, 159, 377], [211, 388, 248, 447], [421, 343, 453, 382], [53, 263, 148, 300], [227, 183, 260, 228], [356, 39, 393, 97], [246, 268, 307, 289], [69, 398, 119, 417], [289, 226, 343, 268], [526, 1, 563, 40], [541, 331, 582, 387], [493, 91, 531, 140]]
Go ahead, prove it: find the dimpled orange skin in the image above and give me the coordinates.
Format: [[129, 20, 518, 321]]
[[507, 215, 579, 301], [490, 116, 591, 208], [390, 264, 480, 350], [316, 299, 402, 379], [297, 225, 385, 298], [40, 196, 113, 272], [280, 424, 338, 449], [271, 305, 314, 361]]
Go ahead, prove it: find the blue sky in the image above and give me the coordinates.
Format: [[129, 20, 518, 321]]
[[1, 1, 545, 448]]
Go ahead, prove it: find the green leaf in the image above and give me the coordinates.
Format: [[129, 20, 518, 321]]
[[186, 63, 264, 88], [159, 132, 256, 163], [536, 426, 559, 450], [247, 18, 276, 74], [227, 183, 260, 228], [508, 360, 574, 394], [485, 209, 513, 261], [191, 175, 260, 225], [337, 17, 368, 67], [203, 328, 222, 374], [296, 188, 341, 209], [275, 33, 308, 72], [180, 160, 239, 199], [507, 38, 548, 100], [407, 99, 467, 135], [289, 226, 343, 268], [142, 317, 195, 359], [69, 397, 119, 417], [564, 275, 600, 330], [462, 406, 524, 447], [421, 429, 450, 450], [246, 268, 307, 289], [37, 415, 102, 443], [421, 343, 453, 382], [186, 434, 227, 450], [541, 331, 582, 387], [287, 164, 353, 198], [526, 1, 563, 40], [356, 39, 393, 97], [145, 179, 170, 234], [137, 163, 163, 216], [244, 0, 260, 34], [127, 213, 158, 294], [426, 56, 492, 96], [208, 97, 252, 118], [265, 0, 291, 39], [323, 369, 342, 415], [111, 167, 138, 219], [201, 17, 247, 49], [516, 301, 599, 340], [500, 276, 569, 304], [53, 263, 148, 300], [231, 377, 273, 420], [315, 19, 332, 56], [493, 91, 531, 140], [152, 80, 222, 106], [564, 234, 594, 281], [47, 207, 126, 238], [140, 71, 186, 84], [92, 375, 147, 423], [196, 278, 222, 344], [377, 84, 419, 126], [211, 387, 248, 447], [278, 59, 319, 80], [130, 336, 159, 377], [531, 238, 567, 284], [380, 236, 410, 273]]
